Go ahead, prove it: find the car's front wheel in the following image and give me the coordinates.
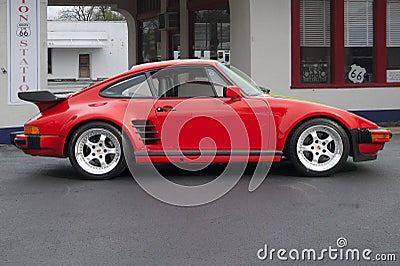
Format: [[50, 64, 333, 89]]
[[69, 122, 127, 179], [287, 118, 350, 176]]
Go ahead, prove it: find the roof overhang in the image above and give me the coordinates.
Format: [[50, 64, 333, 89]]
[[48, 31, 108, 48]]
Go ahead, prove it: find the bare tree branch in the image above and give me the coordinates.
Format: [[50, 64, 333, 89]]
[[57, 6, 125, 21]]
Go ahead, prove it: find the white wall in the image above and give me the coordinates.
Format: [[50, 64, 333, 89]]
[[250, 0, 291, 93], [49, 49, 79, 79], [230, 0, 252, 76], [248, 0, 400, 111], [48, 21, 128, 80]]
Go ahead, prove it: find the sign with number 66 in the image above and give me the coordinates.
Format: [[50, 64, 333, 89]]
[[349, 64, 366, 84]]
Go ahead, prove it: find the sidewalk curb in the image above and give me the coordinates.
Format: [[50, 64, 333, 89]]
[[387, 127, 400, 134]]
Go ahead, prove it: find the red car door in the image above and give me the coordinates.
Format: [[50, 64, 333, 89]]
[[148, 66, 271, 159]]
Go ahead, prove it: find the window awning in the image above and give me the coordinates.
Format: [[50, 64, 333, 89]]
[[48, 31, 108, 48]]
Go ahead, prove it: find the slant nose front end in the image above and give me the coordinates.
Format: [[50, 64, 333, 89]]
[[350, 128, 392, 162]]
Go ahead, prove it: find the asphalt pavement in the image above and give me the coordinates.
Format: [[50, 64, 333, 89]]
[[0, 135, 399, 265]]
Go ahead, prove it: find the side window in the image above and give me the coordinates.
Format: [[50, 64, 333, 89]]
[[100, 74, 153, 98], [206, 68, 230, 97], [150, 67, 218, 98]]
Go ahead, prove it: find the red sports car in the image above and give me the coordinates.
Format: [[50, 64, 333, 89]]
[[11, 60, 391, 179]]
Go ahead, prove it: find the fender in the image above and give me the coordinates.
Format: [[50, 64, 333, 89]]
[[267, 97, 379, 151]]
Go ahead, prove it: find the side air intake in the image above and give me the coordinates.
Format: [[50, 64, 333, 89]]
[[131, 120, 161, 145]]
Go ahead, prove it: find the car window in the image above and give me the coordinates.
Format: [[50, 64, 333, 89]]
[[150, 67, 217, 98], [100, 74, 153, 98], [217, 62, 262, 96], [206, 68, 230, 97]]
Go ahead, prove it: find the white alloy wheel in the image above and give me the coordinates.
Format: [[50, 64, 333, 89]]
[[69, 122, 126, 179], [288, 118, 350, 176], [296, 125, 344, 172]]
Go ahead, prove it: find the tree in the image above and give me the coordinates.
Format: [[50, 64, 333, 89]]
[[94, 6, 125, 21], [57, 6, 125, 21]]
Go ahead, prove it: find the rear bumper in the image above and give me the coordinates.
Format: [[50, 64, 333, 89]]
[[10, 131, 23, 146], [10, 132, 65, 158], [350, 128, 392, 162]]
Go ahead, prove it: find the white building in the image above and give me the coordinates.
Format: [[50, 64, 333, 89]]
[[47, 21, 128, 81]]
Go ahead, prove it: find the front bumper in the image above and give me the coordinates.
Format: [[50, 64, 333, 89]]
[[350, 128, 392, 162], [10, 132, 65, 158]]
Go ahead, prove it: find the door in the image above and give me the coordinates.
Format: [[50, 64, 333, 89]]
[[79, 54, 90, 79], [150, 66, 226, 151], [149, 66, 270, 154]]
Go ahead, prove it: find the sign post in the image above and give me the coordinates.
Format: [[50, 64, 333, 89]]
[[8, 0, 40, 104]]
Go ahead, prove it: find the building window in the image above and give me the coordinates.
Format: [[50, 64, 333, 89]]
[[188, 0, 230, 64], [345, 0, 374, 83], [137, 0, 161, 63], [300, 0, 331, 84], [193, 9, 230, 63], [141, 18, 161, 63], [387, 0, 400, 83], [292, 0, 400, 88]]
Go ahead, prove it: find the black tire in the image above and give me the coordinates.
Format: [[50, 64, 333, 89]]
[[68, 122, 127, 179], [287, 118, 350, 176]]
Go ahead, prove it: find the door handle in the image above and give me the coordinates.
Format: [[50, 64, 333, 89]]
[[156, 106, 176, 112]]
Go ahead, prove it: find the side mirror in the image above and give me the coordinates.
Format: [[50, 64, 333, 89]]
[[259, 86, 271, 94], [223, 86, 242, 99]]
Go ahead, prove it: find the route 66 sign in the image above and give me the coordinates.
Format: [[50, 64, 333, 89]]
[[348, 64, 366, 84], [16, 21, 31, 38]]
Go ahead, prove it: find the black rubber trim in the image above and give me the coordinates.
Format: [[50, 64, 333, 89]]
[[357, 128, 372, 143], [350, 129, 377, 162], [14, 138, 27, 146], [10, 131, 24, 146], [136, 131, 158, 134], [135, 150, 283, 157], [27, 135, 41, 150]]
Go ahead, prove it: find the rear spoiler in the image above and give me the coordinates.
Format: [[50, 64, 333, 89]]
[[18, 91, 68, 112]]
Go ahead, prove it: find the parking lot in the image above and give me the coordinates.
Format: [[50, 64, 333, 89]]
[[0, 135, 399, 265]]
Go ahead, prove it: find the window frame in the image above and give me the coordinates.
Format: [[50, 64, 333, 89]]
[[291, 0, 400, 89]]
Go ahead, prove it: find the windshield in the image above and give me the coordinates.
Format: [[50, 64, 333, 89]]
[[217, 62, 262, 96]]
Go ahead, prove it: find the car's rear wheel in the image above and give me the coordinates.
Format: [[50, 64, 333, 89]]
[[69, 122, 126, 179], [288, 118, 350, 176]]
